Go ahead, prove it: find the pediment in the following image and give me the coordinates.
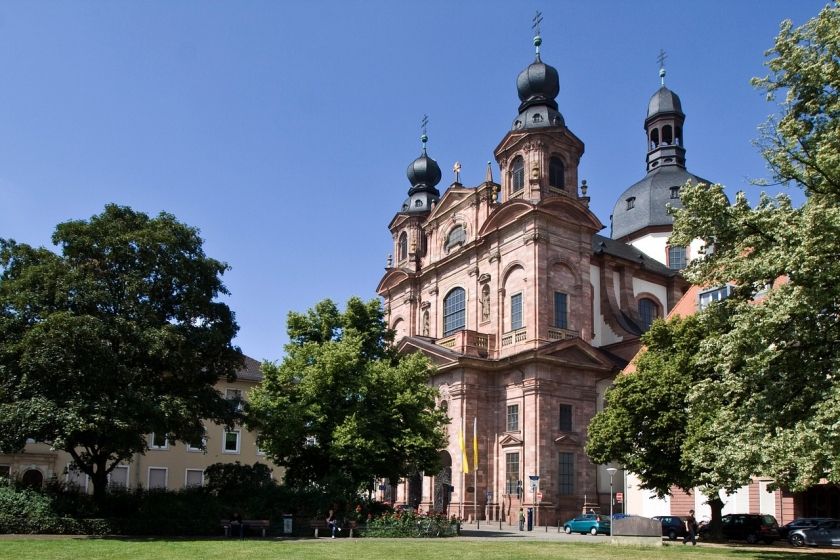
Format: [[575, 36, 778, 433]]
[[536, 338, 619, 371], [376, 268, 412, 294], [499, 433, 524, 447], [538, 197, 604, 232], [426, 186, 474, 222], [478, 200, 535, 237], [397, 336, 460, 367], [554, 433, 581, 445]]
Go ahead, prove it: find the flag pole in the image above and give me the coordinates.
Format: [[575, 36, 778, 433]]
[[473, 416, 478, 529]]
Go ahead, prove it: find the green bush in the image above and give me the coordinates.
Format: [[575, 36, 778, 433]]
[[362, 511, 457, 538]]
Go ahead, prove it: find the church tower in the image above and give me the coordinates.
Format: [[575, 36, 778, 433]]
[[494, 31, 584, 204], [610, 58, 713, 270]]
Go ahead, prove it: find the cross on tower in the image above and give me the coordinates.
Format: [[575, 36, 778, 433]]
[[532, 11, 543, 35], [421, 114, 429, 137], [657, 49, 668, 85]]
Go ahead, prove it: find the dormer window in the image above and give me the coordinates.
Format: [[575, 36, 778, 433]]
[[414, 199, 423, 207], [670, 186, 680, 199], [549, 157, 565, 190], [626, 197, 636, 210], [532, 113, 543, 123], [511, 156, 525, 192], [445, 225, 466, 252]]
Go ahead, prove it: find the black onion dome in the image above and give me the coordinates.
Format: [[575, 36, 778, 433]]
[[516, 56, 560, 113], [647, 86, 684, 120], [406, 151, 442, 192]]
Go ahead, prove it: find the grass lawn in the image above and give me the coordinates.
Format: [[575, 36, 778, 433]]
[[0, 538, 836, 560]]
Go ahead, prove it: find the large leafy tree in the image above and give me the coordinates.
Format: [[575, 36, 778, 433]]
[[0, 205, 242, 500], [669, 3, 840, 491], [586, 316, 734, 529], [247, 297, 447, 501]]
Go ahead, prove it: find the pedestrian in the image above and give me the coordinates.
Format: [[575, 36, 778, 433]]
[[518, 508, 525, 531], [684, 509, 697, 546], [327, 509, 340, 538], [230, 512, 244, 539]]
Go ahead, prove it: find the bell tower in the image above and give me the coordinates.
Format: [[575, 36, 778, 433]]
[[494, 20, 585, 204]]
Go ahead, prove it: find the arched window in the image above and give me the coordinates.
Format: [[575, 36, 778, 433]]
[[511, 156, 525, 192], [650, 128, 660, 149], [638, 298, 659, 331], [398, 232, 408, 261], [675, 126, 683, 146], [626, 197, 636, 210], [668, 245, 686, 270], [663, 125, 673, 145], [549, 157, 565, 190], [443, 288, 466, 336], [445, 225, 466, 252]]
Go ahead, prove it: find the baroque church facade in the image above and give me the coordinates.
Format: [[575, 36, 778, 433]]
[[377, 34, 709, 526]]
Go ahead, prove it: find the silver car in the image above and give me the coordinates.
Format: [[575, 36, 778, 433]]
[[789, 519, 840, 548]]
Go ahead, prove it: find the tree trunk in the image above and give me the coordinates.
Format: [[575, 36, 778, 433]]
[[90, 457, 109, 505], [706, 496, 724, 540]]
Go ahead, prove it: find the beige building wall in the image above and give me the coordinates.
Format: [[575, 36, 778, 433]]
[[0, 356, 281, 492]]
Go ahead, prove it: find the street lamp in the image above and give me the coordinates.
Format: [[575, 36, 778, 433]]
[[606, 467, 617, 538]]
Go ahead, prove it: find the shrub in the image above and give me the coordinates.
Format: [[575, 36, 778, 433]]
[[362, 511, 457, 538]]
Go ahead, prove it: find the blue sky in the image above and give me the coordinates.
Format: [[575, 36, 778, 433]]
[[0, 1, 826, 362]]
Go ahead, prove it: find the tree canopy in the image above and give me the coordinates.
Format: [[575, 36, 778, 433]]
[[0, 204, 243, 499], [668, 3, 840, 491], [246, 297, 447, 501], [587, 4, 840, 518]]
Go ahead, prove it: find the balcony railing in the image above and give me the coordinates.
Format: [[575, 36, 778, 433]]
[[547, 327, 580, 341], [501, 327, 527, 347], [435, 330, 496, 358]]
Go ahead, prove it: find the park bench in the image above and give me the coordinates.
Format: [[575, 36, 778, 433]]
[[221, 519, 270, 537]]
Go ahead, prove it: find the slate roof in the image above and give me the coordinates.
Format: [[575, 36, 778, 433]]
[[610, 166, 712, 241], [591, 233, 679, 277]]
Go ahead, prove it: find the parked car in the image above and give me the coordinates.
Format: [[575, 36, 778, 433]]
[[779, 517, 835, 540], [562, 513, 611, 535], [653, 515, 687, 540], [789, 519, 840, 548], [706, 513, 780, 544]]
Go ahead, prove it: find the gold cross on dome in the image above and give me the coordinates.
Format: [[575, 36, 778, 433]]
[[453, 161, 461, 183]]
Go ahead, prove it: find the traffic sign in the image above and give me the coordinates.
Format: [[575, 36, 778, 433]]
[[616, 492, 624, 503]]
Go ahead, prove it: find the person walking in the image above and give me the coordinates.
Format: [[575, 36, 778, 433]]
[[518, 508, 525, 531], [684, 509, 698, 546]]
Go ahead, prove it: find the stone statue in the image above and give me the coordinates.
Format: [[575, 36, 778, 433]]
[[481, 284, 491, 321]]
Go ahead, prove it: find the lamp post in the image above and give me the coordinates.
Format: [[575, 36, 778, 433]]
[[606, 467, 617, 538]]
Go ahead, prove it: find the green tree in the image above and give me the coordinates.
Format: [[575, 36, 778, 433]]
[[247, 297, 447, 501], [0, 205, 242, 501], [669, 3, 840, 491], [586, 316, 731, 530]]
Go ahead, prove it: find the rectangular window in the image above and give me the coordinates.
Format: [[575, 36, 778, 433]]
[[554, 292, 568, 329], [149, 432, 168, 450], [698, 285, 732, 309], [109, 465, 129, 489], [187, 435, 206, 452], [510, 293, 523, 330], [256, 432, 266, 456], [226, 388, 244, 411], [505, 452, 520, 495], [185, 469, 204, 488], [148, 467, 167, 490], [66, 468, 88, 491], [558, 404, 573, 432], [668, 245, 686, 270], [223, 430, 241, 454], [506, 404, 519, 432], [558, 452, 574, 495]]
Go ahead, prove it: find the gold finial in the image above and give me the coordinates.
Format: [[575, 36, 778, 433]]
[[453, 161, 461, 183]]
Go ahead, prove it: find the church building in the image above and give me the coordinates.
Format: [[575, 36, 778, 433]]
[[376, 32, 710, 526]]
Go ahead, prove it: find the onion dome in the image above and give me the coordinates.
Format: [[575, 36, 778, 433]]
[[401, 133, 441, 214], [511, 35, 564, 130]]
